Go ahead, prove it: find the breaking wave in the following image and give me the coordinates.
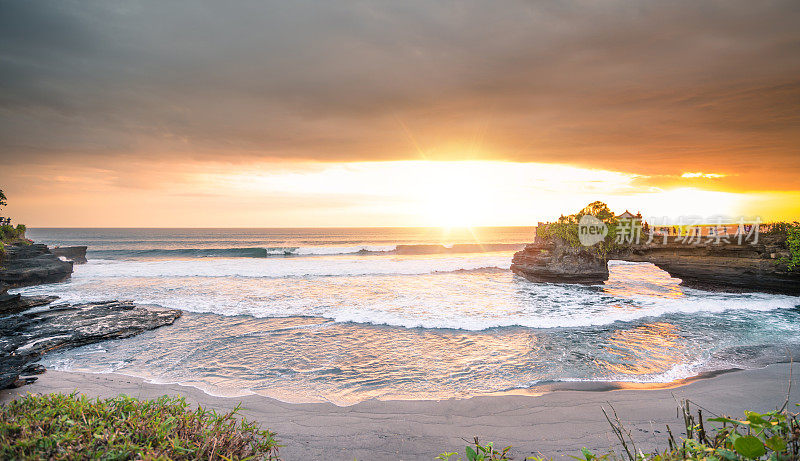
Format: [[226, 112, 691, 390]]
[[70, 254, 512, 279], [21, 260, 800, 331], [87, 243, 525, 260]]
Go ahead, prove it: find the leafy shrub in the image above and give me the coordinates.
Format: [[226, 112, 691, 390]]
[[0, 224, 14, 241], [536, 201, 623, 258], [437, 438, 515, 460], [784, 223, 800, 271], [0, 223, 27, 243], [593, 400, 800, 460], [0, 393, 280, 460]]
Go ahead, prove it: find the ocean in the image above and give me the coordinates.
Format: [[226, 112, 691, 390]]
[[15, 227, 800, 405]]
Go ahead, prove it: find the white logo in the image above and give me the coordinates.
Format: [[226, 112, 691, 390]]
[[578, 214, 608, 246]]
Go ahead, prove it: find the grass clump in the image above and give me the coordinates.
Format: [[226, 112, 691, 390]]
[[0, 393, 280, 460]]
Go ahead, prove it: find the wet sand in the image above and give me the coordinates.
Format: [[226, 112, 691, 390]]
[[2, 363, 797, 460]]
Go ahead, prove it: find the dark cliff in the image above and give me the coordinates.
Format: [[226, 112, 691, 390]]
[[512, 233, 800, 295], [620, 236, 800, 294], [50, 245, 88, 264], [0, 243, 74, 287], [511, 238, 608, 284]]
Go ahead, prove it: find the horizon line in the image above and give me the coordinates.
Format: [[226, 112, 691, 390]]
[[25, 225, 538, 230]]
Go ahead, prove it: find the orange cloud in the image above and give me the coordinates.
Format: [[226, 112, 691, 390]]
[[680, 172, 727, 179]]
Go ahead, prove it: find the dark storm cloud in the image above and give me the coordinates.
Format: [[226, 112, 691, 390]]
[[1, 0, 799, 188]]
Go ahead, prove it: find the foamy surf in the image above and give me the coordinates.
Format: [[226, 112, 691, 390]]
[[68, 253, 513, 279], [85, 243, 526, 260], [21, 227, 800, 404], [18, 260, 800, 331]]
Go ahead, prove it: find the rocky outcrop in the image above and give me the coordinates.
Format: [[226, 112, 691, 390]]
[[511, 239, 608, 284], [51, 245, 88, 264], [0, 283, 59, 316], [511, 234, 800, 295], [0, 283, 17, 309], [0, 297, 181, 389], [0, 240, 180, 389], [620, 237, 800, 294], [0, 243, 74, 287]]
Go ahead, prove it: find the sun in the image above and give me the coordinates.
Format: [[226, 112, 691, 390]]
[[418, 167, 492, 228], [425, 194, 479, 228]]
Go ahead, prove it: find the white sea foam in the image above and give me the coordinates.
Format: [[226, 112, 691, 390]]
[[72, 253, 511, 279], [85, 243, 525, 259], [27, 227, 800, 404], [19, 260, 800, 331], [558, 360, 707, 385]]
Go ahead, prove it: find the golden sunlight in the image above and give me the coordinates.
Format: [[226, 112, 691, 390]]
[[192, 160, 761, 227], [5, 160, 796, 227]]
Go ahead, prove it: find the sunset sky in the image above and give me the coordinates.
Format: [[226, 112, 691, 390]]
[[1, 0, 799, 227]]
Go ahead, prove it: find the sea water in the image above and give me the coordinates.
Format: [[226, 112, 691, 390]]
[[16, 227, 800, 405]]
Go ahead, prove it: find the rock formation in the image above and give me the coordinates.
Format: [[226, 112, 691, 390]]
[[0, 243, 74, 286], [511, 239, 608, 284], [0, 296, 181, 389], [512, 233, 800, 295], [619, 236, 800, 294], [0, 282, 59, 316], [51, 245, 88, 264], [0, 240, 181, 390]]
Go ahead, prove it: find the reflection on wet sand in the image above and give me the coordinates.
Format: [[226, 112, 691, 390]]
[[597, 322, 683, 376], [595, 263, 688, 378]]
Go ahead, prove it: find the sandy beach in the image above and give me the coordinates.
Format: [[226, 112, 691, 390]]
[[2, 363, 797, 460]]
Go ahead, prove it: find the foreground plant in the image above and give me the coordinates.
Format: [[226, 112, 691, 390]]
[[782, 222, 800, 271], [436, 437, 516, 461], [439, 400, 799, 460], [599, 399, 799, 461], [0, 392, 280, 460]]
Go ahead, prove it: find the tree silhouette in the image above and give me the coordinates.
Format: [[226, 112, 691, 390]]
[[578, 201, 615, 221]]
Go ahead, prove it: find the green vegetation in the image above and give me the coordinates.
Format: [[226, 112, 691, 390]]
[[0, 188, 26, 245], [437, 438, 514, 460], [763, 221, 800, 271], [601, 400, 800, 461], [1, 224, 26, 242], [763, 222, 795, 236], [440, 400, 800, 461], [537, 201, 623, 258], [0, 393, 280, 460], [779, 222, 800, 272]]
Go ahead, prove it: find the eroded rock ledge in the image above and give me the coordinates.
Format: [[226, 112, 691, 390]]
[[50, 245, 88, 264], [0, 243, 74, 287], [512, 234, 800, 295], [511, 239, 608, 284], [0, 289, 181, 389]]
